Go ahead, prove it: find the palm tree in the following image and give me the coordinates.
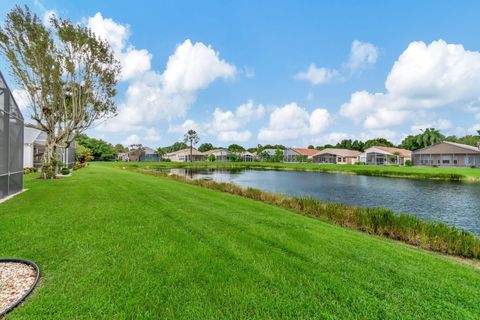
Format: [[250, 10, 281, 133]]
[[416, 128, 444, 148], [183, 130, 200, 162]]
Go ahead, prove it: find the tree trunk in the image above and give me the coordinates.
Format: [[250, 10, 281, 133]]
[[190, 143, 193, 162], [41, 133, 58, 179]]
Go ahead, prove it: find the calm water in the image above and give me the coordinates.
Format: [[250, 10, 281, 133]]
[[169, 168, 480, 235]]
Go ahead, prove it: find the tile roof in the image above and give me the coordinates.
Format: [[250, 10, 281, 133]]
[[371, 146, 412, 158], [316, 148, 362, 157], [292, 148, 319, 156]]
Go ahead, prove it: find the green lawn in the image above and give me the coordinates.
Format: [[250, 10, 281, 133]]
[[112, 161, 480, 182], [1, 164, 480, 319]]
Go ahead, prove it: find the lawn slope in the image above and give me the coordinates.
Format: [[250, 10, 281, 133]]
[[0, 165, 479, 319]]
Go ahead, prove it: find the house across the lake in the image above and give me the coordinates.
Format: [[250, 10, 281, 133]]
[[412, 141, 480, 167], [360, 146, 412, 166], [312, 148, 361, 164], [284, 148, 317, 162], [165, 148, 206, 162], [204, 149, 229, 162]]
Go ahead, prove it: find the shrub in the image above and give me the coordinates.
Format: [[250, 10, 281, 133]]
[[471, 165, 477, 169], [61, 167, 70, 175], [23, 167, 38, 174], [432, 165, 438, 168], [73, 162, 87, 170], [41, 163, 56, 179], [404, 160, 412, 166]]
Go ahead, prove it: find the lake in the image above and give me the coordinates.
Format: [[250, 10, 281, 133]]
[[169, 168, 480, 235]]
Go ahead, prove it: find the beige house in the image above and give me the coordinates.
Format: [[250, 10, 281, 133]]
[[360, 146, 412, 165], [165, 148, 205, 162], [204, 149, 229, 162], [412, 141, 480, 167], [312, 148, 361, 164]]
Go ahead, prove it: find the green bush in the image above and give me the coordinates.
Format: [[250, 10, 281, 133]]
[[23, 167, 38, 174], [61, 167, 70, 175], [405, 159, 412, 166]]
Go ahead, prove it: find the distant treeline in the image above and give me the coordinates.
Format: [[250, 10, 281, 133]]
[[76, 128, 480, 161]]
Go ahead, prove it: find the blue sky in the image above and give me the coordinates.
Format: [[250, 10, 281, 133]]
[[2, 1, 480, 148]]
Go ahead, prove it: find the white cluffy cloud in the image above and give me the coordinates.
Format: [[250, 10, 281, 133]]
[[294, 64, 338, 85], [89, 13, 237, 137], [340, 40, 480, 131], [88, 13, 151, 81], [295, 40, 377, 85], [346, 40, 378, 71], [205, 100, 265, 142], [258, 102, 330, 141]]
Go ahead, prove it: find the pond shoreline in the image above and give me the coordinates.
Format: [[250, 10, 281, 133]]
[[118, 161, 480, 183], [136, 166, 480, 261]]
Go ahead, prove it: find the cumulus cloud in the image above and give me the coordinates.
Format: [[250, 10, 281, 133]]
[[346, 40, 378, 71], [340, 39, 480, 131], [89, 13, 237, 133], [144, 128, 161, 142], [294, 64, 338, 85], [122, 134, 140, 146], [205, 100, 264, 142], [168, 119, 199, 134], [295, 40, 377, 85], [258, 102, 330, 141], [88, 13, 151, 81]]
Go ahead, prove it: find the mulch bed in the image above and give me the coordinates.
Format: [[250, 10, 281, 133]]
[[0, 261, 38, 317]]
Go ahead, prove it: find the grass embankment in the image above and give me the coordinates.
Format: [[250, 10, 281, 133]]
[[138, 167, 480, 259], [0, 164, 479, 319], [111, 161, 480, 182]]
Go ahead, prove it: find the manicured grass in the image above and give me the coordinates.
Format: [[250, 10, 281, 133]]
[[111, 161, 480, 182], [1, 164, 480, 319]]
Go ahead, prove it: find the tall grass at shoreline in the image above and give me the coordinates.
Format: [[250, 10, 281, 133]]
[[139, 168, 480, 260]]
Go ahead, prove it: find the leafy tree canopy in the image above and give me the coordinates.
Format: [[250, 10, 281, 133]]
[[76, 134, 116, 161]]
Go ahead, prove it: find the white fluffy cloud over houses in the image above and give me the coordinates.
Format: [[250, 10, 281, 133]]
[[258, 102, 330, 142], [340, 40, 480, 133], [89, 13, 237, 141]]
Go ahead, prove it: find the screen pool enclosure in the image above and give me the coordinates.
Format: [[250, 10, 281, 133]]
[[0, 71, 24, 200]]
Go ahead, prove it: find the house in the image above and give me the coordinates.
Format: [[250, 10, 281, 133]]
[[360, 146, 412, 165], [312, 148, 361, 164], [204, 149, 230, 162], [412, 141, 480, 167], [23, 127, 76, 169], [117, 152, 130, 161], [258, 148, 284, 161], [284, 148, 318, 162], [1, 71, 24, 200], [165, 148, 206, 162], [240, 151, 255, 162], [139, 147, 160, 162]]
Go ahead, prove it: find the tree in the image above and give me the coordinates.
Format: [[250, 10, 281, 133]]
[[76, 134, 116, 161], [228, 144, 245, 153], [364, 138, 394, 149], [416, 128, 444, 149], [198, 143, 214, 152], [208, 154, 216, 162], [75, 144, 93, 164], [273, 148, 284, 162], [183, 130, 199, 162], [114, 144, 128, 154], [307, 144, 315, 149], [399, 135, 421, 151], [0, 6, 120, 177]]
